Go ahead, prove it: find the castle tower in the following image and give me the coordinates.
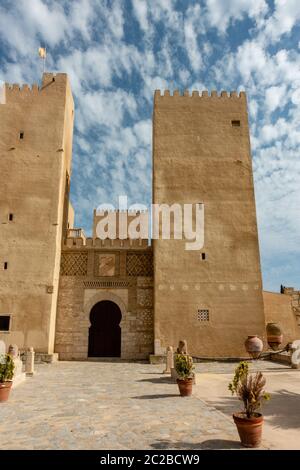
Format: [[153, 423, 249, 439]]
[[152, 90, 265, 357], [0, 73, 74, 355]]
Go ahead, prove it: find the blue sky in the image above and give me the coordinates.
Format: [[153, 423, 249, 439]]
[[0, 0, 299, 291]]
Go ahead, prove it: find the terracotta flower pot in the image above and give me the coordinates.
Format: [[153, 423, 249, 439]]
[[233, 412, 263, 448], [266, 323, 283, 350], [177, 378, 193, 397], [244, 335, 263, 359], [0, 381, 12, 403]]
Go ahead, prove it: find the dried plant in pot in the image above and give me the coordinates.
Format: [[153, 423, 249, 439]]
[[175, 354, 194, 397], [228, 362, 270, 448], [0, 354, 15, 402]]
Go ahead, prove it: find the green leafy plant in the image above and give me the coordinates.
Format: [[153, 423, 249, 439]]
[[0, 354, 15, 383], [175, 354, 194, 380], [228, 362, 270, 418]]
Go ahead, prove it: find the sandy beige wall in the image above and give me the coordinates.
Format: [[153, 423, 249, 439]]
[[153, 91, 265, 357], [263, 291, 300, 344], [0, 73, 74, 353], [55, 247, 154, 360]]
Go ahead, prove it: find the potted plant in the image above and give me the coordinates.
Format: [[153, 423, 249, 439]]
[[175, 353, 194, 397], [228, 361, 270, 448], [0, 353, 15, 402]]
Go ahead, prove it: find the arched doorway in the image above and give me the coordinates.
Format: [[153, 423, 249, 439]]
[[88, 300, 122, 357]]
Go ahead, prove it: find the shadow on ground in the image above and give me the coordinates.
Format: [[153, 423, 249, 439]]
[[150, 438, 242, 450], [131, 394, 179, 400], [140, 372, 165, 375], [137, 377, 174, 384], [204, 389, 300, 430]]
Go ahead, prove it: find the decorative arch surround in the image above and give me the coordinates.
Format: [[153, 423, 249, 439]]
[[83, 290, 130, 359], [83, 290, 127, 323], [56, 275, 154, 361]]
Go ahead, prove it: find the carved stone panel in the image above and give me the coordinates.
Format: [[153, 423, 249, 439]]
[[137, 288, 153, 307], [61, 253, 88, 276], [126, 253, 153, 276], [98, 254, 116, 276]]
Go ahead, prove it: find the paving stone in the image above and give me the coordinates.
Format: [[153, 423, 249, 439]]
[[0, 361, 279, 450]]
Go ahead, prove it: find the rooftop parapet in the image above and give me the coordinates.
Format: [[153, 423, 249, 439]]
[[67, 228, 86, 239], [154, 89, 246, 101], [63, 237, 151, 249], [3, 73, 70, 102]]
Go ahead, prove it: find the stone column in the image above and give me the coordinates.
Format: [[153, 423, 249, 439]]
[[25, 347, 35, 376], [163, 346, 174, 374], [291, 340, 300, 369], [8, 344, 26, 388]]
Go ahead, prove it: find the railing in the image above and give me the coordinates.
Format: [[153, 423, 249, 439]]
[[67, 228, 86, 239]]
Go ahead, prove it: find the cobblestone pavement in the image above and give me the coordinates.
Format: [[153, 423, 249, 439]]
[[0, 361, 272, 450]]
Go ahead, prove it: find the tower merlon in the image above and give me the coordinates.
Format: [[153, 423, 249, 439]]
[[154, 89, 246, 100], [3, 73, 72, 103]]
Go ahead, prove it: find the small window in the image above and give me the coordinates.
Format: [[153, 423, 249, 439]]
[[19, 132, 24, 139], [9, 213, 13, 222], [201, 253, 206, 260], [4, 262, 8, 270], [231, 120, 240, 127], [197, 309, 209, 321], [0, 315, 10, 331]]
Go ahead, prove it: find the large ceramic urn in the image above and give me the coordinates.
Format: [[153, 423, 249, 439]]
[[266, 323, 283, 350], [244, 335, 263, 359]]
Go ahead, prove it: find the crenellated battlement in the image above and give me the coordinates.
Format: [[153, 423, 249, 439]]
[[4, 73, 69, 100], [5, 83, 39, 94], [63, 237, 151, 249], [154, 89, 246, 100]]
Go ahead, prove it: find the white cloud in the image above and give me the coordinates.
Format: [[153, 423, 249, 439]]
[[248, 99, 258, 119], [133, 120, 152, 146], [235, 40, 268, 83], [19, 0, 68, 46], [132, 0, 149, 33], [184, 21, 202, 72], [105, 0, 124, 39], [178, 69, 191, 84], [291, 88, 300, 105], [69, 0, 93, 40], [261, 0, 300, 43], [77, 89, 137, 132], [205, 0, 268, 34], [265, 85, 287, 113], [184, 5, 203, 72], [142, 75, 169, 101], [260, 119, 288, 144]]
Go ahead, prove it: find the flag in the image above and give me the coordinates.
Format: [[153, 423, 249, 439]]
[[38, 47, 46, 58]]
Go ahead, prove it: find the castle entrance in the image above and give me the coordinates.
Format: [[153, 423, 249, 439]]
[[88, 300, 122, 357]]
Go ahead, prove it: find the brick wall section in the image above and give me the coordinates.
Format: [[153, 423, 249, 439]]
[[283, 287, 300, 328], [55, 247, 153, 360]]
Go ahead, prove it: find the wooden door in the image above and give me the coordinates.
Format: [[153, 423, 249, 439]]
[[88, 300, 122, 357]]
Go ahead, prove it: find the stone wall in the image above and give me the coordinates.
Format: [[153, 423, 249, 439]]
[[282, 287, 300, 328], [55, 246, 153, 360], [152, 90, 265, 358], [263, 291, 300, 344], [0, 73, 74, 353]]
